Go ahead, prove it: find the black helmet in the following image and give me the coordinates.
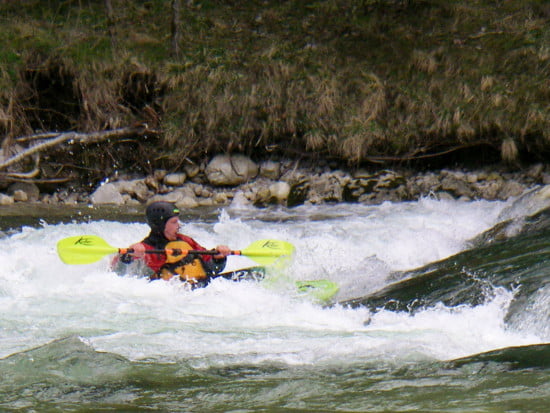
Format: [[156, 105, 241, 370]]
[[146, 202, 180, 230]]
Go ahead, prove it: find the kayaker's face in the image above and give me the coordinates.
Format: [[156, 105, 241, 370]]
[[163, 216, 180, 241]]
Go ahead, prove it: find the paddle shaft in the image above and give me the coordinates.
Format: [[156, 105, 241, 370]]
[[119, 247, 241, 257], [57, 235, 294, 265]]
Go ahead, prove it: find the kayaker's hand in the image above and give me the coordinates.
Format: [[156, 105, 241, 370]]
[[129, 243, 146, 258], [213, 245, 231, 259]]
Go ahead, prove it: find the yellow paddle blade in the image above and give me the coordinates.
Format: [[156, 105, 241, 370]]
[[240, 239, 295, 266], [296, 280, 340, 304], [57, 235, 119, 265]]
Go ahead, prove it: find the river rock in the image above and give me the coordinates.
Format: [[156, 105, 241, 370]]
[[374, 170, 406, 190], [287, 180, 309, 207], [144, 172, 165, 192], [149, 186, 200, 209], [198, 197, 215, 206], [499, 184, 550, 220], [254, 181, 291, 207], [163, 172, 187, 186], [9, 153, 547, 209], [407, 173, 442, 197], [184, 163, 200, 179], [473, 180, 501, 200], [90, 182, 125, 205], [178, 196, 199, 209], [259, 160, 281, 180], [440, 174, 475, 199], [498, 180, 527, 199], [526, 163, 544, 181], [194, 184, 213, 198], [12, 189, 28, 202], [62, 192, 80, 205], [205, 154, 258, 186], [0, 193, 14, 205], [254, 187, 271, 207], [343, 170, 405, 202], [212, 191, 230, 204], [308, 172, 346, 203], [116, 179, 151, 202], [269, 181, 291, 203], [7, 182, 40, 202]]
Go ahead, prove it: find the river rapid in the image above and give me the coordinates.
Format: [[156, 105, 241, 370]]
[[0, 188, 549, 412]]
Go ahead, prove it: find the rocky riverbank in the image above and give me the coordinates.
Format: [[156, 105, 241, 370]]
[[1, 154, 549, 209]]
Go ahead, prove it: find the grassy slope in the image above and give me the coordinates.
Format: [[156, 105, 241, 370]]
[[0, 0, 549, 184]]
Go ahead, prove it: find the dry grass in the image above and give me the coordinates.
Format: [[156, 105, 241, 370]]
[[1, 0, 549, 182], [501, 138, 519, 164]]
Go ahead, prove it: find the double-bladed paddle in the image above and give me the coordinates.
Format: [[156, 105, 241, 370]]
[[56, 235, 295, 266], [56, 235, 339, 303]]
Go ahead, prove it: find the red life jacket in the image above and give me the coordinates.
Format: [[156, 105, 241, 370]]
[[142, 233, 212, 273]]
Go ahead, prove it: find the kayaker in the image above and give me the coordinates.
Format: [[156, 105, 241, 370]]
[[113, 201, 231, 287]]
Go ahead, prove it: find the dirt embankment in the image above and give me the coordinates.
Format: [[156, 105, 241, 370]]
[[1, 1, 549, 197]]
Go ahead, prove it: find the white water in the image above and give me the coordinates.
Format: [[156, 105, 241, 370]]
[[0, 198, 544, 367]]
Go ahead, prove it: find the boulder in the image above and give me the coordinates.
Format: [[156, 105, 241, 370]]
[[344, 170, 404, 202], [474, 180, 501, 200], [164, 172, 187, 186], [498, 180, 526, 199], [90, 182, 125, 205], [177, 196, 199, 209], [149, 186, 200, 209], [253, 181, 291, 207], [205, 154, 258, 186], [308, 173, 344, 203], [7, 182, 40, 202], [440, 174, 474, 199], [269, 181, 291, 203], [116, 179, 151, 202], [374, 170, 406, 190]]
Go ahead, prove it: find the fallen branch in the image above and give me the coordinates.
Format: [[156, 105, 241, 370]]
[[15, 132, 64, 143], [0, 176, 73, 184], [363, 141, 494, 163], [0, 124, 157, 171], [1, 155, 40, 179]]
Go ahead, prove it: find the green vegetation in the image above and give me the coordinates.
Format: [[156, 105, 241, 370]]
[[0, 0, 549, 185]]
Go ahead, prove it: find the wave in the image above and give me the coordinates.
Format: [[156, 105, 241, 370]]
[[2, 336, 549, 412], [340, 189, 550, 341], [448, 342, 550, 370]]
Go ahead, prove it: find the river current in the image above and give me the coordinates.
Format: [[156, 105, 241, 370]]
[[0, 188, 549, 412]]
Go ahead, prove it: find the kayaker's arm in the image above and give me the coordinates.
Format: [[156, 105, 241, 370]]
[[208, 245, 231, 274], [117, 242, 146, 264], [127, 242, 146, 258], [213, 245, 231, 260]]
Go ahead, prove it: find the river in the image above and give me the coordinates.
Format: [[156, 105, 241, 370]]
[[0, 188, 549, 412]]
